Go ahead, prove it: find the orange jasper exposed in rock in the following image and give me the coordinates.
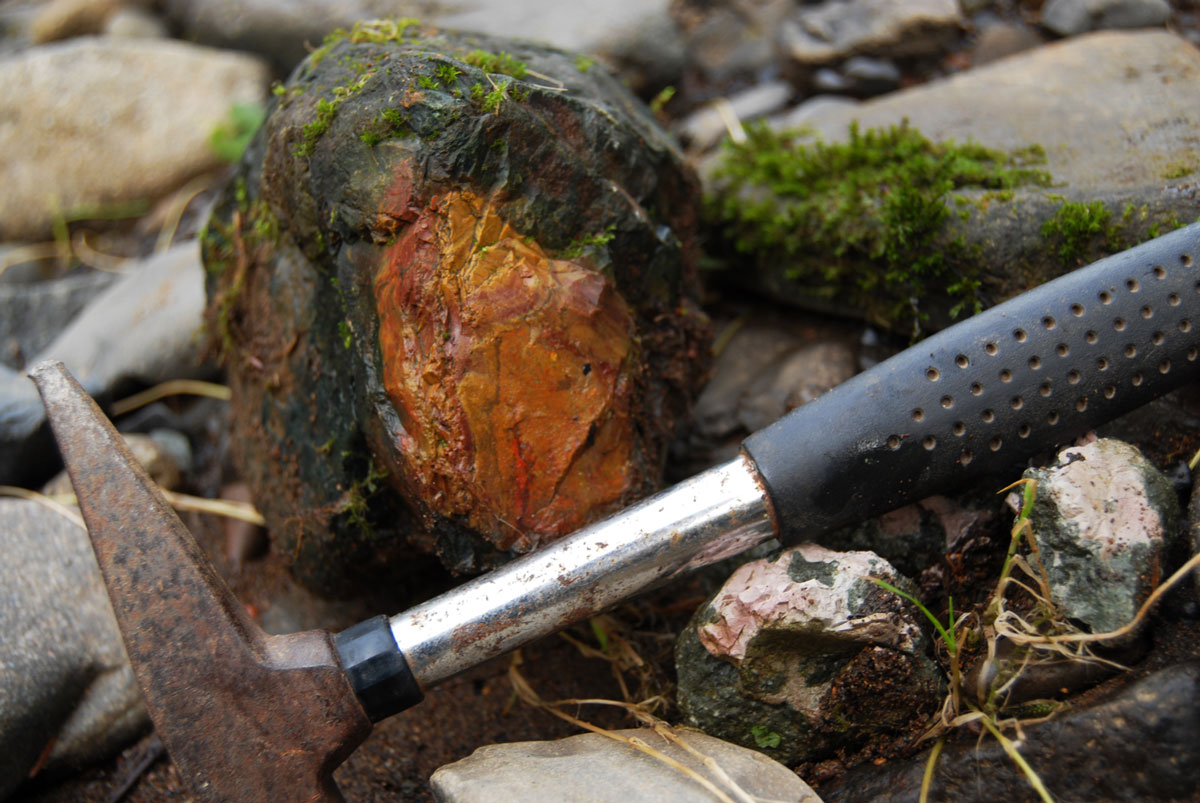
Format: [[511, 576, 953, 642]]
[[374, 190, 638, 551]]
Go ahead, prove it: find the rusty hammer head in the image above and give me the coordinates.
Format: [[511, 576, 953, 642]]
[[29, 362, 418, 801]]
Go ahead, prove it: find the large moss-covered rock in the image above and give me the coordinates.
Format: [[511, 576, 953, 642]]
[[203, 20, 708, 592], [710, 30, 1200, 335]]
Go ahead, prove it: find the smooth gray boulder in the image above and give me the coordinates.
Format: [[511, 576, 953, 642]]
[[0, 500, 146, 799], [0, 37, 268, 241], [781, 0, 964, 68], [1042, 0, 1171, 37], [721, 30, 1200, 332], [164, 0, 680, 77], [430, 727, 822, 803], [0, 271, 117, 370], [676, 544, 942, 765], [0, 242, 207, 485]]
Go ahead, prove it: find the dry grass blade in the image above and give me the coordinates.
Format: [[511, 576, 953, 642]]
[[159, 491, 265, 525], [0, 242, 66, 278], [0, 485, 85, 529], [507, 655, 763, 803], [919, 737, 946, 803], [977, 713, 1054, 803], [1003, 551, 1200, 647], [71, 231, 130, 273], [713, 97, 747, 144], [48, 489, 264, 526], [156, 175, 214, 253], [111, 380, 232, 416]]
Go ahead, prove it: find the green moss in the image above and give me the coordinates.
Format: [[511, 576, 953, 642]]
[[464, 49, 528, 79], [417, 74, 440, 91], [560, 226, 616, 259], [294, 71, 375, 157], [206, 197, 280, 355], [1163, 161, 1195, 180], [437, 63, 461, 84], [482, 80, 510, 113], [1040, 200, 1116, 265], [338, 319, 353, 349], [574, 54, 595, 73], [309, 18, 422, 67], [336, 457, 390, 536], [649, 86, 675, 114], [708, 121, 1052, 328]]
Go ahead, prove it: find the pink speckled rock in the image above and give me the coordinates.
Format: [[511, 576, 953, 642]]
[[676, 543, 942, 764]]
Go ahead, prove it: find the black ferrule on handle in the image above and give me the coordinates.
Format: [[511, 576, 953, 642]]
[[334, 615, 424, 722], [743, 223, 1200, 544]]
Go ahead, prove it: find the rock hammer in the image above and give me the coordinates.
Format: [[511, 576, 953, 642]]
[[30, 223, 1200, 800]]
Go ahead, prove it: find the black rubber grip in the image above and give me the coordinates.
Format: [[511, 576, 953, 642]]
[[334, 615, 424, 722], [743, 223, 1200, 543]]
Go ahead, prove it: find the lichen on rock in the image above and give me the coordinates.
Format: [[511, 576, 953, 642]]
[[203, 20, 709, 591]]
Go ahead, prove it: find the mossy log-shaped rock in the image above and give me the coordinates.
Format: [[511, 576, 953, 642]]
[[202, 20, 709, 592]]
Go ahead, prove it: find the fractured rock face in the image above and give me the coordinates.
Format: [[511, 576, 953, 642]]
[[676, 544, 941, 765], [203, 21, 708, 591], [1020, 437, 1180, 635]]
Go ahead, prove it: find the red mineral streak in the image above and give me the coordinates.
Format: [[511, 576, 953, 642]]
[[373, 184, 639, 551]]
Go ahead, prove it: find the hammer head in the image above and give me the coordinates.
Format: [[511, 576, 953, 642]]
[[30, 362, 371, 802]]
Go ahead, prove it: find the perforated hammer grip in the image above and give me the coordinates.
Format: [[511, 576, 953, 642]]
[[743, 223, 1200, 543]]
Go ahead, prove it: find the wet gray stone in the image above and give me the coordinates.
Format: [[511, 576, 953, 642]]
[[1021, 438, 1179, 635], [781, 0, 964, 68], [693, 317, 851, 442], [1042, 0, 1171, 37], [0, 243, 207, 485], [165, 0, 679, 76], [0, 271, 117, 370], [0, 500, 146, 799], [678, 81, 793, 150], [731, 30, 1200, 330], [683, 4, 784, 82], [822, 661, 1200, 802], [735, 340, 856, 432], [840, 55, 902, 95], [676, 544, 941, 765], [430, 727, 822, 803]]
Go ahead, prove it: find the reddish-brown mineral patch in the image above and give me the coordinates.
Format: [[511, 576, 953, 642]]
[[373, 188, 638, 551]]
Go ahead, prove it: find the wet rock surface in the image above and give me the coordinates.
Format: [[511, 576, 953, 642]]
[[1021, 437, 1180, 634], [206, 23, 709, 587], [0, 243, 208, 485], [430, 727, 822, 803], [676, 544, 942, 765], [822, 659, 1200, 802], [781, 0, 965, 72], [2, 2, 1200, 801], [0, 501, 147, 800], [709, 30, 1200, 333]]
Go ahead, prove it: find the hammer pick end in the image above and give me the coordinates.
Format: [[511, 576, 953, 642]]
[[31, 361, 371, 802]]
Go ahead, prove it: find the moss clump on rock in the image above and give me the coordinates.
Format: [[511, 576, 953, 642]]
[[1040, 200, 1116, 265], [706, 121, 1052, 331]]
